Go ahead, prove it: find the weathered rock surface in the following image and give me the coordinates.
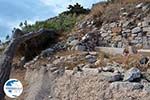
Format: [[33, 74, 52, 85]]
[[123, 67, 141, 82], [75, 45, 86, 51], [41, 48, 54, 57], [16, 29, 58, 61], [25, 66, 150, 100], [108, 72, 123, 82]]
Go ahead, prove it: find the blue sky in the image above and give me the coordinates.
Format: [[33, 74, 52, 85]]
[[0, 0, 103, 41]]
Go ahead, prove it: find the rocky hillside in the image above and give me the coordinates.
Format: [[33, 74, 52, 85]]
[[6, 0, 150, 100], [69, 0, 150, 51]]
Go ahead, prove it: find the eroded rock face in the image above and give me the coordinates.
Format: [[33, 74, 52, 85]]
[[17, 29, 58, 62], [24, 62, 150, 100], [25, 65, 65, 100]]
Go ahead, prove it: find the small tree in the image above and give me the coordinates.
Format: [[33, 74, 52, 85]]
[[12, 27, 16, 34], [19, 22, 23, 28], [63, 3, 90, 15], [5, 35, 10, 40], [107, 0, 116, 3], [24, 20, 28, 27]]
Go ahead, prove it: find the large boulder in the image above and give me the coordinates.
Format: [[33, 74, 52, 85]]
[[123, 67, 141, 82], [108, 72, 123, 82]]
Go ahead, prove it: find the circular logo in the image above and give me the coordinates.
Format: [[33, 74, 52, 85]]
[[4, 79, 23, 98]]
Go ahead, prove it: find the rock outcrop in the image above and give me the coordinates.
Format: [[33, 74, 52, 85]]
[[16, 29, 58, 62]]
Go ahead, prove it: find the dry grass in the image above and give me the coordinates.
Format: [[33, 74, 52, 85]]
[[56, 51, 87, 70], [64, 60, 87, 70], [55, 50, 80, 57], [110, 54, 141, 65], [109, 54, 150, 71], [102, 3, 121, 23], [96, 50, 150, 71], [95, 52, 109, 67], [119, 0, 150, 4], [90, 3, 106, 18], [89, 0, 150, 24], [89, 1, 121, 25]]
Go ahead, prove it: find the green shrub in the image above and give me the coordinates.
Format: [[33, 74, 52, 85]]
[[20, 13, 84, 33], [63, 3, 90, 15], [18, 3, 88, 33]]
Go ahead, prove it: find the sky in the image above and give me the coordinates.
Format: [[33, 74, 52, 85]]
[[0, 0, 103, 41]]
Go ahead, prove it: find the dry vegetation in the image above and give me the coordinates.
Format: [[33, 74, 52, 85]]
[[96, 50, 150, 71], [118, 0, 150, 4], [89, 0, 150, 25], [56, 51, 87, 70], [90, 3, 106, 18]]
